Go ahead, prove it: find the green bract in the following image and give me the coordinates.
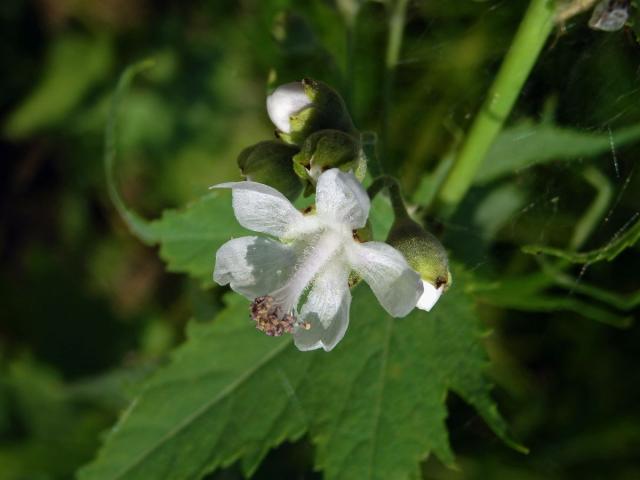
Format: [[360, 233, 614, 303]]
[[237, 140, 303, 201], [293, 129, 367, 196], [387, 218, 452, 311]]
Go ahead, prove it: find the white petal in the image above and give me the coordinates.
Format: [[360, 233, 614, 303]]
[[211, 181, 304, 238], [416, 281, 443, 311], [316, 169, 370, 229], [294, 261, 351, 352], [266, 82, 312, 133], [270, 230, 343, 314], [214, 236, 296, 299], [348, 241, 423, 317]]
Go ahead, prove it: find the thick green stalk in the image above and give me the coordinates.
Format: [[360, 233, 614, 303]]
[[437, 0, 554, 213]]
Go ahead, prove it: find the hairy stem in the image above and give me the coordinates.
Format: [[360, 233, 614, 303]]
[[368, 175, 410, 221], [436, 0, 554, 214], [105, 59, 158, 245]]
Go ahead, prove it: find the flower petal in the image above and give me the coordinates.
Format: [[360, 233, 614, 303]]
[[214, 236, 296, 299], [416, 281, 444, 311], [348, 241, 423, 317], [266, 82, 312, 133], [211, 181, 304, 238], [316, 169, 370, 229], [294, 261, 351, 352]]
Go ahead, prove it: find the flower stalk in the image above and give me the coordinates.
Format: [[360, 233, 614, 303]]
[[367, 174, 410, 221]]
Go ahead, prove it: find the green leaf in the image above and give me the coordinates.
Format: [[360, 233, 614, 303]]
[[145, 193, 248, 285], [4, 34, 113, 139], [79, 269, 518, 480], [522, 215, 640, 264], [475, 121, 640, 184]]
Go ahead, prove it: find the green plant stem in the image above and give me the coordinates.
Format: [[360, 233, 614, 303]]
[[436, 0, 554, 214], [105, 59, 158, 245], [380, 0, 409, 166], [368, 174, 409, 221], [569, 166, 613, 250]]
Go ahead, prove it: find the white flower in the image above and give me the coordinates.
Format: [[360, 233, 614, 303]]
[[416, 281, 444, 312], [266, 82, 312, 133], [213, 169, 423, 352]]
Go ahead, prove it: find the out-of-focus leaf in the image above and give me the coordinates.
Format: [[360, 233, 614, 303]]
[[470, 271, 634, 328], [0, 359, 111, 480], [79, 269, 519, 480], [4, 34, 113, 139], [523, 216, 640, 264], [473, 183, 527, 240], [476, 290, 633, 328], [552, 273, 640, 311], [104, 62, 247, 286], [475, 121, 640, 184], [369, 193, 394, 239]]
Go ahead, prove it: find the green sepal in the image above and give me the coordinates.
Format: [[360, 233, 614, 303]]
[[387, 219, 452, 289], [277, 78, 356, 145], [292, 129, 367, 196], [237, 140, 303, 201]]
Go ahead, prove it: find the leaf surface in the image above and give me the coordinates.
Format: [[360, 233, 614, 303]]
[[80, 270, 516, 480]]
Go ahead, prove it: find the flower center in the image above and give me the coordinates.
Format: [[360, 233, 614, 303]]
[[274, 230, 344, 311], [250, 296, 309, 336]]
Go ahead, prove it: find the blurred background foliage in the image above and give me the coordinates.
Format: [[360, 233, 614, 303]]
[[0, 0, 639, 478]]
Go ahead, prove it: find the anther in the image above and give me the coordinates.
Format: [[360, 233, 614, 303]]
[[250, 296, 300, 336]]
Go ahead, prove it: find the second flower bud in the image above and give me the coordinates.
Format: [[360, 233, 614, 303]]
[[237, 140, 303, 201]]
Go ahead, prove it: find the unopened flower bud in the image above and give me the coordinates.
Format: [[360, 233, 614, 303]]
[[267, 78, 355, 145], [237, 140, 303, 201], [293, 129, 366, 195], [387, 219, 451, 312]]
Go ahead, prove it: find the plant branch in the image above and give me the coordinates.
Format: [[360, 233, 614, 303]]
[[436, 0, 555, 214]]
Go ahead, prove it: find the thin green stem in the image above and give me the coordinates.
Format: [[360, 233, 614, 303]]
[[368, 174, 409, 221], [106, 59, 158, 245], [569, 166, 613, 250], [380, 0, 409, 166], [436, 0, 554, 214]]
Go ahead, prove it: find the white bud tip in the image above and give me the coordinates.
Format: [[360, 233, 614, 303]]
[[266, 82, 312, 134], [416, 280, 443, 312]]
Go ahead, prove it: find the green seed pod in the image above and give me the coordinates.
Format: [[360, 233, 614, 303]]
[[237, 140, 303, 201], [267, 78, 356, 145], [387, 218, 452, 312], [292, 129, 367, 195]]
